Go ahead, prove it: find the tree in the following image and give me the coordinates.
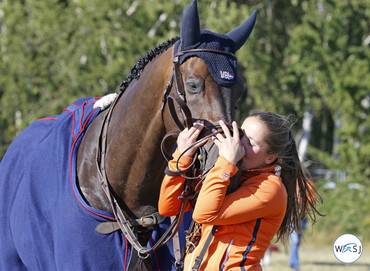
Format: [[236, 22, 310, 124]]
[[0, 0, 182, 158]]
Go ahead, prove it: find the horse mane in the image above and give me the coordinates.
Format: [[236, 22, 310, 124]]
[[118, 36, 180, 92]]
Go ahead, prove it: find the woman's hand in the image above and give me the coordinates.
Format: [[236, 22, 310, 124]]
[[177, 121, 207, 157], [212, 120, 245, 165]]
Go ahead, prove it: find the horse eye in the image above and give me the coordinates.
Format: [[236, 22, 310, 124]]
[[186, 79, 202, 94]]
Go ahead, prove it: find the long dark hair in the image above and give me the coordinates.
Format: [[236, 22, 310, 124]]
[[248, 111, 323, 241]]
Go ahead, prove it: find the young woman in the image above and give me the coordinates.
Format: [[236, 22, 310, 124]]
[[159, 112, 321, 270]]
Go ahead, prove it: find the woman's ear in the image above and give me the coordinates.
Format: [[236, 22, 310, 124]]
[[265, 153, 278, 165]]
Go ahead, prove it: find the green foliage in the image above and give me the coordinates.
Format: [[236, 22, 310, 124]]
[[0, 0, 180, 155], [315, 181, 370, 241]]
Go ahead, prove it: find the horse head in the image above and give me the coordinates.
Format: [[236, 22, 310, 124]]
[[163, 0, 257, 179]]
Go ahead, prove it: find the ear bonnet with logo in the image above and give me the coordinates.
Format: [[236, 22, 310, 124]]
[[175, 0, 257, 86]]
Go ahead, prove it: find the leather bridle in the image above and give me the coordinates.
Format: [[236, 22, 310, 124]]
[[160, 48, 236, 131], [95, 47, 239, 261]]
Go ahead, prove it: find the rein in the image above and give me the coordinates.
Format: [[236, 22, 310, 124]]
[[95, 46, 238, 261]]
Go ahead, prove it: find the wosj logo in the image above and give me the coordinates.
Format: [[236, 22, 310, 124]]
[[333, 234, 363, 263]]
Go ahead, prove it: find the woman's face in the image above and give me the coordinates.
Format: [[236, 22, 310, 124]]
[[239, 117, 277, 170]]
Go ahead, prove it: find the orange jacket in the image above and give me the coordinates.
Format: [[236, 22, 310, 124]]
[[159, 150, 287, 271]]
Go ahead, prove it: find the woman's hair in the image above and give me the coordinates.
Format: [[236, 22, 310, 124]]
[[248, 111, 323, 241]]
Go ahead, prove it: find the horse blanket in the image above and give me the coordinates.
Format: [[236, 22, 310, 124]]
[[0, 97, 191, 270]]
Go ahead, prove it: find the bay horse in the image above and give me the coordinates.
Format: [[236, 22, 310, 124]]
[[0, 0, 257, 270]]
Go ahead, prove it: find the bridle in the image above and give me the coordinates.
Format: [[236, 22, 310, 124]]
[[160, 47, 236, 131], [95, 46, 240, 262]]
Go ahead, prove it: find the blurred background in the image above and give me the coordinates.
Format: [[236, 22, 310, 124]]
[[0, 0, 369, 269]]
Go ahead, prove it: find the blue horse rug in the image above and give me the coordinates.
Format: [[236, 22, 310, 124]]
[[0, 97, 191, 270]]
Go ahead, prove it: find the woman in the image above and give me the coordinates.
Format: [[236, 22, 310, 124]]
[[159, 112, 321, 270]]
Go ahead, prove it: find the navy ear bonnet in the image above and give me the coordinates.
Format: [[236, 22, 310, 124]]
[[175, 0, 257, 86], [174, 31, 238, 86]]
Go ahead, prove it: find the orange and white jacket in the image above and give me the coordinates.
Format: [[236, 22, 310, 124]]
[[159, 150, 287, 271]]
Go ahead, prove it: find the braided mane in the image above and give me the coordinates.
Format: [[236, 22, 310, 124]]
[[118, 36, 180, 92]]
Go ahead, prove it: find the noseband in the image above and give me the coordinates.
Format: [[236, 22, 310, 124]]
[[96, 47, 239, 261]]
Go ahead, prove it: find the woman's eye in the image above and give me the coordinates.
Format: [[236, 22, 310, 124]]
[[246, 138, 254, 146], [242, 136, 251, 145]]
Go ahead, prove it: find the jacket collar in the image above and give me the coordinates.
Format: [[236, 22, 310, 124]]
[[242, 164, 279, 179]]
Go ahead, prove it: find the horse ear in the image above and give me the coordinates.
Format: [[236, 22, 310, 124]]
[[180, 0, 201, 48], [227, 10, 258, 52]]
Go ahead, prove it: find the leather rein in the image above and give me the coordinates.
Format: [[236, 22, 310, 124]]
[[95, 47, 237, 260]]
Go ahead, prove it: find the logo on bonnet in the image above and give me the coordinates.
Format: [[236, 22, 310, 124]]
[[220, 71, 234, 80]]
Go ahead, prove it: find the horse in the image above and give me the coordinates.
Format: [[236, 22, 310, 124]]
[[0, 0, 257, 270]]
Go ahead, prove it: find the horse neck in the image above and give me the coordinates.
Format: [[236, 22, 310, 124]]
[[105, 48, 174, 217]]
